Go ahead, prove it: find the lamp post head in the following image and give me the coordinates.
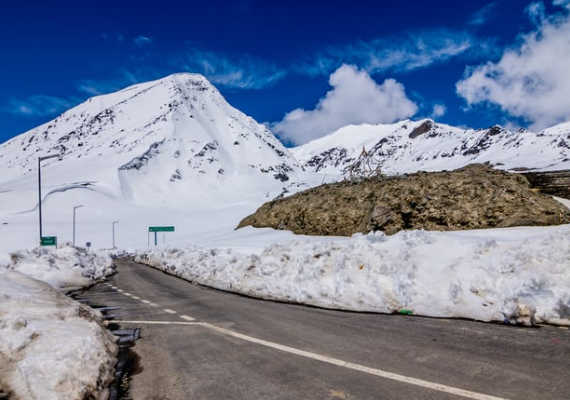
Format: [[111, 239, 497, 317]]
[[39, 154, 61, 162], [74, 205, 84, 210]]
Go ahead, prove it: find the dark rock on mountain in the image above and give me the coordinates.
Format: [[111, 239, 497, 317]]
[[523, 170, 570, 199], [408, 120, 433, 139]]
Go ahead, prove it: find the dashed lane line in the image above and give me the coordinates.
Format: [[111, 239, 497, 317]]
[[103, 285, 176, 313], [140, 299, 159, 307], [180, 315, 195, 321], [106, 286, 160, 307]]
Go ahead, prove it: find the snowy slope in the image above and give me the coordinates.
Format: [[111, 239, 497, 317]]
[[0, 73, 317, 254], [292, 119, 570, 177], [0, 73, 303, 208]]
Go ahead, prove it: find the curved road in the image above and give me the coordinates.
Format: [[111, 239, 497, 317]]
[[76, 258, 570, 400]]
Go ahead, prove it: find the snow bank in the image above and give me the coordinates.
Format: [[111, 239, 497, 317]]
[[136, 225, 570, 327], [7, 245, 115, 292], [0, 271, 117, 400], [0, 246, 117, 399]]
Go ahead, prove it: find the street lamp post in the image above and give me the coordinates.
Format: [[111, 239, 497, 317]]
[[73, 205, 84, 246], [112, 220, 119, 248], [38, 154, 60, 243]]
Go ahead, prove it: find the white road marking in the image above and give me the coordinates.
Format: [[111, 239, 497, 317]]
[[123, 292, 133, 297], [202, 323, 511, 400], [132, 296, 141, 300], [139, 301, 159, 307], [163, 309, 177, 314], [117, 289, 124, 293], [180, 315, 195, 321], [113, 319, 511, 400]]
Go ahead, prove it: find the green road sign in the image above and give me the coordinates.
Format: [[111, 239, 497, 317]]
[[40, 236, 57, 246], [148, 226, 175, 232]]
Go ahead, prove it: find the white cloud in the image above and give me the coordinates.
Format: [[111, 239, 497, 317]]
[[526, 2, 546, 26], [456, 4, 570, 130], [272, 65, 418, 145], [180, 49, 286, 89], [134, 36, 152, 47], [101, 33, 125, 43], [297, 29, 485, 77], [77, 70, 143, 95], [554, 0, 570, 8], [431, 103, 447, 119], [5, 96, 74, 117], [468, 2, 499, 26], [77, 48, 286, 98], [77, 66, 169, 96], [77, 80, 118, 96]]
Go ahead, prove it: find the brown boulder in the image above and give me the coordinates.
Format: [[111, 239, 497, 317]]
[[237, 164, 570, 236]]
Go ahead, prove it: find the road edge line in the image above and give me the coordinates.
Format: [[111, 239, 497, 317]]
[[201, 322, 511, 400]]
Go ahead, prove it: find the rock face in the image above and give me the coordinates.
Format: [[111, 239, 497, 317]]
[[523, 170, 570, 199], [237, 165, 570, 236]]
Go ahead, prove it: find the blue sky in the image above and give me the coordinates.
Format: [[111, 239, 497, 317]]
[[2, 0, 570, 145]]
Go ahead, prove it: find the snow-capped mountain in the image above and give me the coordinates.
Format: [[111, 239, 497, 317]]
[[1, 72, 569, 254], [292, 119, 570, 177], [0, 73, 303, 207]]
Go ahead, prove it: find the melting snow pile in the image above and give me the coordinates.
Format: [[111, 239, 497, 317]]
[[7, 245, 116, 291], [0, 246, 117, 400], [136, 226, 570, 327]]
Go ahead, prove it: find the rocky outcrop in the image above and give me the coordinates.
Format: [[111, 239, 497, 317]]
[[523, 170, 570, 199], [408, 120, 433, 139], [237, 164, 570, 236]]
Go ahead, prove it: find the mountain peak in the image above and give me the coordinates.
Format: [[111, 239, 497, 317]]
[[116, 72, 212, 93], [0, 73, 303, 206], [292, 118, 570, 175]]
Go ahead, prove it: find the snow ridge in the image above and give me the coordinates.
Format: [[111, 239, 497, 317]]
[[292, 119, 570, 176]]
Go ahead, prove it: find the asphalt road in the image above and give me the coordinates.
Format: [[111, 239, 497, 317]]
[[75, 258, 570, 400]]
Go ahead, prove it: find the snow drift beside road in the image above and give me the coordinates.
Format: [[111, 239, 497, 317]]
[[7, 245, 116, 292], [136, 225, 570, 327], [0, 246, 117, 400]]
